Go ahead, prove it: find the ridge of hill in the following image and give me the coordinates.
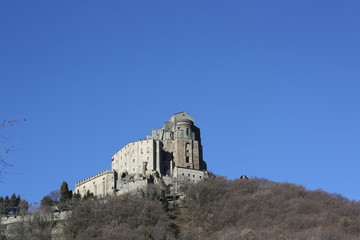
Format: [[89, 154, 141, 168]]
[[3, 177, 360, 240]]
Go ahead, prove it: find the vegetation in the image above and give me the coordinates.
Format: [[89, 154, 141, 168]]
[[63, 192, 172, 240], [60, 181, 72, 203], [0, 194, 27, 215], [178, 177, 360, 239], [2, 177, 360, 240], [40, 181, 72, 211]]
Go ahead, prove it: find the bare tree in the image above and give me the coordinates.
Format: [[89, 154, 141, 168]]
[[49, 190, 60, 203], [0, 118, 25, 177]]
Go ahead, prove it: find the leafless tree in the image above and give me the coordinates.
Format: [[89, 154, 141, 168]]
[[49, 190, 60, 203], [0, 118, 25, 177]]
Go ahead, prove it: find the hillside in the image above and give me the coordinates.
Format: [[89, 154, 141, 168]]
[[3, 177, 360, 240]]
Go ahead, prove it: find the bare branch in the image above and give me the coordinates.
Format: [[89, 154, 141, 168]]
[[0, 118, 25, 177]]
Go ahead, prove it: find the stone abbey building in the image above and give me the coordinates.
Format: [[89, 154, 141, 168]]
[[74, 112, 208, 197]]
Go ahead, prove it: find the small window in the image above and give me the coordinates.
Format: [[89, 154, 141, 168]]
[[133, 159, 135, 163], [186, 128, 189, 135], [141, 149, 143, 154], [199, 176, 202, 179], [193, 175, 195, 178]]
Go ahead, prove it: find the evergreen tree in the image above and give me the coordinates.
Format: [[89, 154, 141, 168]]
[[40, 196, 55, 210], [4, 196, 10, 214], [15, 194, 21, 213], [72, 192, 81, 201], [60, 181, 71, 202], [83, 190, 95, 200], [9, 193, 17, 213], [19, 199, 29, 214], [0, 196, 4, 215]]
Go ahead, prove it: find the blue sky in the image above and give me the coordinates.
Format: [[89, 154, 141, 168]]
[[1, 1, 359, 203]]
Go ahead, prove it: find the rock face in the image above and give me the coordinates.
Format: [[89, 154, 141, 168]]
[[74, 112, 208, 197]]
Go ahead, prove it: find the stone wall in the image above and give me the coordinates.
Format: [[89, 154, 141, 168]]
[[74, 170, 114, 197], [112, 139, 156, 176]]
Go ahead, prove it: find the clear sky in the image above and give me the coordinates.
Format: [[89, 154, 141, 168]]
[[1, 1, 359, 204]]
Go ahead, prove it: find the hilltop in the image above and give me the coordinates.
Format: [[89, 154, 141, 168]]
[[3, 177, 360, 240]]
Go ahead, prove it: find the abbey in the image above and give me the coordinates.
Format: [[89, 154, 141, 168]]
[[74, 112, 208, 197]]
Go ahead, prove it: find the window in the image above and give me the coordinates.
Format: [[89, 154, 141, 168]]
[[147, 147, 150, 153], [141, 149, 143, 154], [185, 143, 191, 162], [133, 159, 135, 163], [186, 128, 189, 135]]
